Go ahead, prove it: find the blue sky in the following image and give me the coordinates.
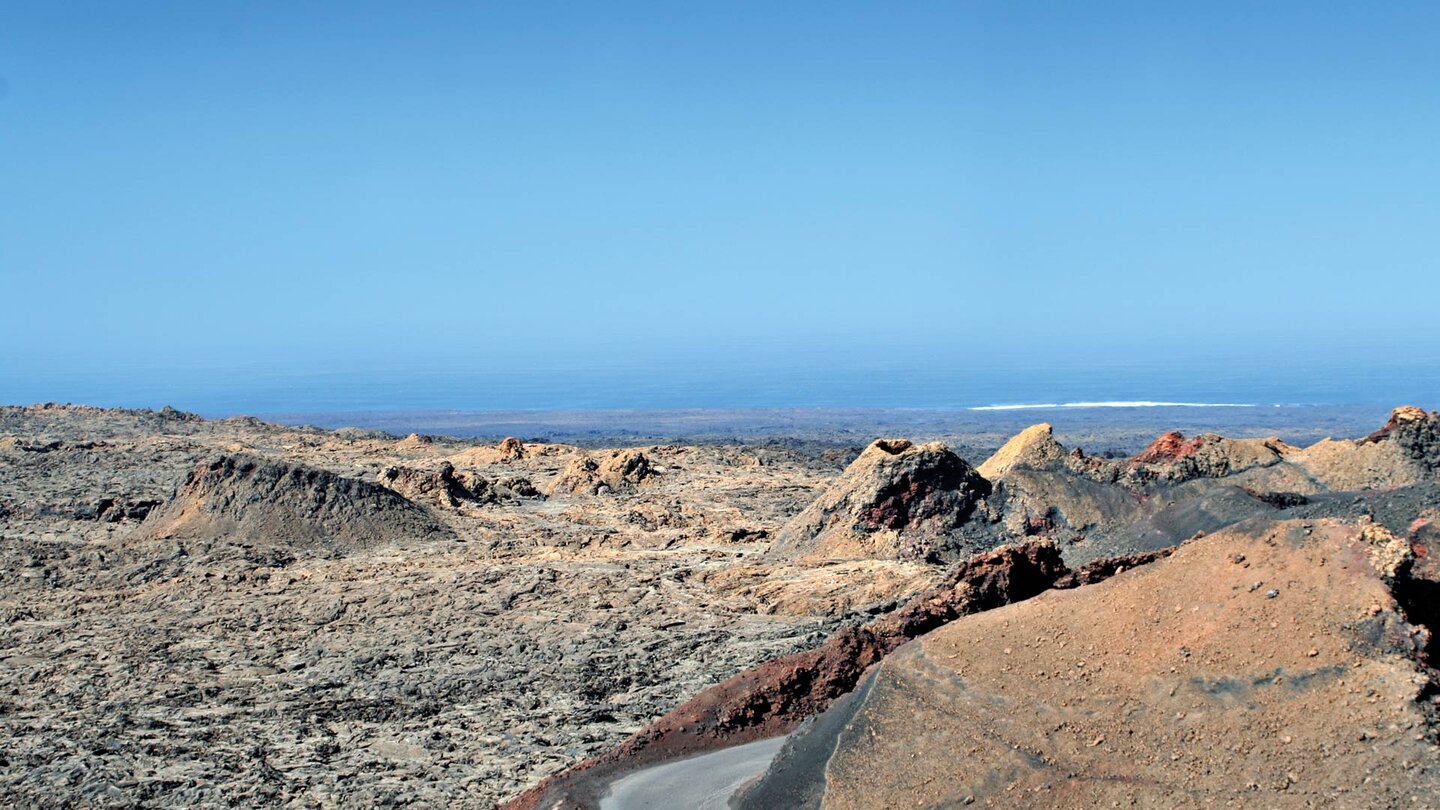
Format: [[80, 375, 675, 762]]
[[2, 2, 1437, 411]]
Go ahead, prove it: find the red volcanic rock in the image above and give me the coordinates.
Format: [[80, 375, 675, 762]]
[[1129, 431, 1291, 483], [1131, 430, 1206, 464]]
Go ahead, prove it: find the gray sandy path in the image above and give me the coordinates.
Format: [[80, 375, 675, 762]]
[[598, 736, 787, 810]]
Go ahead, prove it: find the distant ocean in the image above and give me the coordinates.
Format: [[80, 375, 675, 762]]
[[6, 338, 1437, 448]]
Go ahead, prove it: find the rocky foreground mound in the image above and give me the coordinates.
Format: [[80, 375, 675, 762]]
[[737, 518, 1440, 808], [771, 439, 997, 562], [133, 454, 452, 556], [505, 542, 1173, 810]]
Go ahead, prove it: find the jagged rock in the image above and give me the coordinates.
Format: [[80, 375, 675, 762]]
[[379, 462, 474, 506], [771, 439, 997, 563], [379, 462, 542, 507], [982, 423, 1296, 487], [740, 519, 1440, 808], [7, 402, 1440, 809], [93, 497, 163, 522], [498, 437, 526, 461], [157, 405, 202, 422], [1294, 406, 1440, 490], [396, 432, 433, 449], [549, 450, 659, 496], [1404, 509, 1440, 615], [133, 455, 452, 555]]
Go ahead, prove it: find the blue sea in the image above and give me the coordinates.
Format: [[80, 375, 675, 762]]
[[5, 336, 1436, 446]]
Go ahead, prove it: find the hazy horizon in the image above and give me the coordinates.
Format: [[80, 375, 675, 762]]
[[5, 336, 1437, 415], [4, 3, 1438, 411]]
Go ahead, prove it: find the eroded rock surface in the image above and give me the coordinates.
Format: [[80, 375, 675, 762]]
[[977, 408, 1440, 565], [0, 406, 848, 807]]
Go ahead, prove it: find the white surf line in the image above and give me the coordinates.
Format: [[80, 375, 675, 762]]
[[970, 401, 1258, 411]]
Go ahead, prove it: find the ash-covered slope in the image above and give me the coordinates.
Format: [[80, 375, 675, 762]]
[[739, 519, 1440, 808], [133, 454, 453, 556], [770, 439, 998, 563]]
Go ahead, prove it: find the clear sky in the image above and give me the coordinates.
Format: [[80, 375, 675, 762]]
[[2, 2, 1438, 411]]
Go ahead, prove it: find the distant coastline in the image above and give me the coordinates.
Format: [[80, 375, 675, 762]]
[[255, 402, 1397, 457], [968, 401, 1260, 411]]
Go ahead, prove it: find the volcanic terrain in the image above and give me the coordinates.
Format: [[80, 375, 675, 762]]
[[2, 403, 1438, 808]]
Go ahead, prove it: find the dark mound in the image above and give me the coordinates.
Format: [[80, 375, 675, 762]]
[[133, 455, 453, 557], [771, 439, 998, 563]]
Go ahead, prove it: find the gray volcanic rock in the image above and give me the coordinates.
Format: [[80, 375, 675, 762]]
[[963, 411, 1440, 566], [980, 422, 1295, 487], [6, 403, 1440, 809], [134, 454, 453, 556], [549, 449, 659, 496], [771, 439, 997, 563]]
